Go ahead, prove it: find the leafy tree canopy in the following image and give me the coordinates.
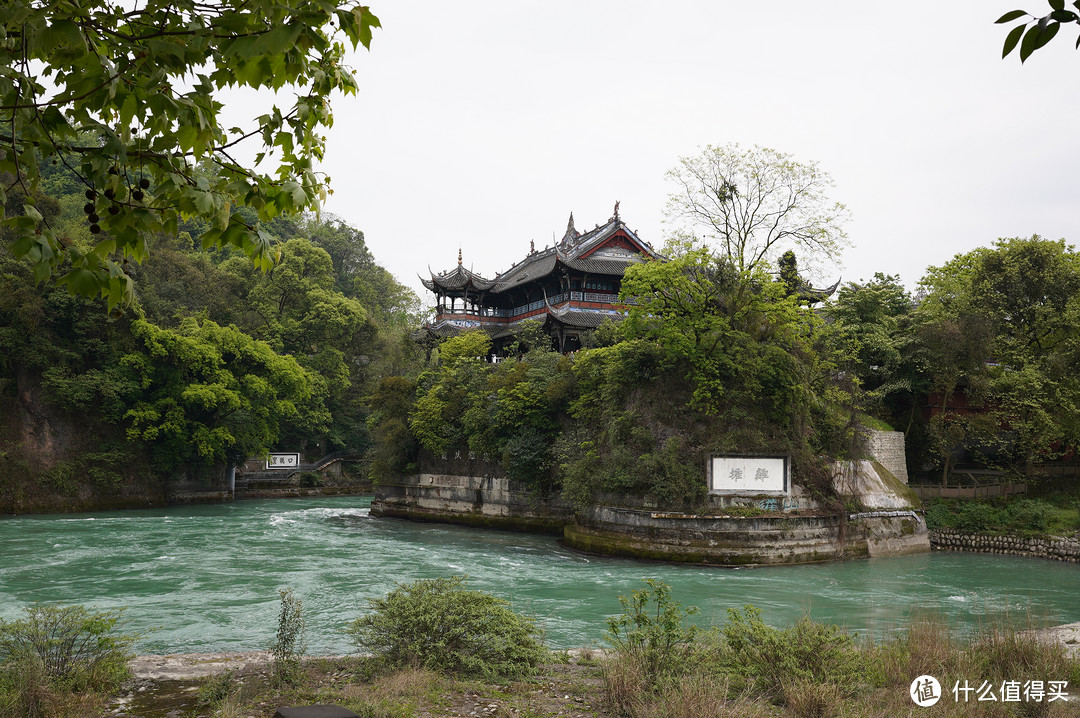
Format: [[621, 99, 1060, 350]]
[[123, 315, 324, 469], [822, 273, 914, 394], [0, 0, 380, 308], [664, 144, 850, 277], [917, 236, 1080, 477], [619, 247, 809, 417]]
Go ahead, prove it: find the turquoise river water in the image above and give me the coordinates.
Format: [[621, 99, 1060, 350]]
[[1, 496, 1079, 654]]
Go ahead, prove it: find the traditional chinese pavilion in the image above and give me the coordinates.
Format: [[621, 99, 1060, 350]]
[[422, 206, 660, 353]]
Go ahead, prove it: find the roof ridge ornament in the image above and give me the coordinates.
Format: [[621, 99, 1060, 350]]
[[562, 211, 580, 244], [458, 247, 462, 266], [612, 200, 620, 222]]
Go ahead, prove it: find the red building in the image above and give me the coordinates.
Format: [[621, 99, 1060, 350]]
[[422, 207, 661, 352]]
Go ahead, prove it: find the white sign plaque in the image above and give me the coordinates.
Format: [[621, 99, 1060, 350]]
[[710, 455, 787, 494], [266, 453, 300, 470]]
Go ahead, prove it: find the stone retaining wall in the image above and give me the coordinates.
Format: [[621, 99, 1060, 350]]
[[237, 484, 372, 500], [372, 459, 930, 563], [867, 431, 908, 484], [930, 529, 1080, 563], [371, 473, 573, 534], [566, 505, 929, 566]]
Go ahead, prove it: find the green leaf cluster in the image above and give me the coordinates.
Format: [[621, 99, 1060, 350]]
[[820, 274, 918, 429], [720, 605, 863, 699], [366, 376, 420, 481], [0, 604, 135, 689], [619, 248, 814, 422], [606, 579, 700, 683], [557, 249, 845, 509], [1, 0, 381, 306], [345, 576, 546, 681], [122, 316, 322, 469], [914, 236, 1080, 478], [406, 327, 573, 491], [998, 1, 1080, 62]]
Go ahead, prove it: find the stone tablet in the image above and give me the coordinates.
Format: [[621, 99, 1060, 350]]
[[709, 455, 788, 494]]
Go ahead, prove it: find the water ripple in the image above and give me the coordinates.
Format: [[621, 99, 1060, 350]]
[[1, 496, 1078, 653]]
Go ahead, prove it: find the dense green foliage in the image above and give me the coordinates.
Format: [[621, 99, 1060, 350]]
[[924, 495, 1080, 536], [558, 249, 849, 509], [818, 237, 1080, 484], [720, 605, 862, 699], [407, 326, 573, 492], [345, 576, 547, 680], [605, 580, 699, 685], [1, 159, 419, 496], [0, 605, 135, 717], [1, 0, 380, 306], [123, 316, 322, 470]]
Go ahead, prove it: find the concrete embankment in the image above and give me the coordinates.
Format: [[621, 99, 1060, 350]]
[[371, 473, 572, 534], [930, 529, 1080, 563], [372, 459, 931, 565], [564, 504, 928, 566]]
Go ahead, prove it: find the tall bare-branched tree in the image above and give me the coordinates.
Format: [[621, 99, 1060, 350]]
[[664, 143, 850, 278]]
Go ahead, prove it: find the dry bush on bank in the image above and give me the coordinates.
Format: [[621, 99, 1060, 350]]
[[369, 666, 443, 701], [601, 603, 1080, 718], [0, 604, 135, 718], [602, 653, 648, 716]]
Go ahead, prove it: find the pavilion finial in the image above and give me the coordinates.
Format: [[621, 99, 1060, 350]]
[[613, 200, 620, 221], [457, 247, 462, 266], [562, 212, 579, 243]]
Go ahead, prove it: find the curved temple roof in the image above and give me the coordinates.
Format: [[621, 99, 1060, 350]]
[[796, 276, 842, 303], [423, 214, 660, 295]]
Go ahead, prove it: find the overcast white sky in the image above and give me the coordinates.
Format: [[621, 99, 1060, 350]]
[[311, 1, 1079, 299]]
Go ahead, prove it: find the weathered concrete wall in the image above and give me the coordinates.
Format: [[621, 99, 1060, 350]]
[[566, 507, 887, 566], [563, 462, 929, 566], [866, 431, 908, 484], [372, 461, 929, 563], [237, 484, 372, 500], [930, 529, 1080, 563], [371, 473, 573, 534]]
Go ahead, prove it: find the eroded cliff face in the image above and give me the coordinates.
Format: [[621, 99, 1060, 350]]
[[0, 371, 226, 514]]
